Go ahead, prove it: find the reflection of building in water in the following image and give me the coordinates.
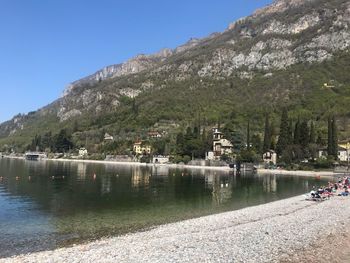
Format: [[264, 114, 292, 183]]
[[206, 173, 233, 205], [101, 175, 111, 195], [151, 165, 169, 176], [76, 163, 87, 180], [131, 167, 151, 188], [263, 174, 277, 193]]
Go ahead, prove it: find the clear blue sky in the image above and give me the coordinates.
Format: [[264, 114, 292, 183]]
[[0, 0, 272, 123]]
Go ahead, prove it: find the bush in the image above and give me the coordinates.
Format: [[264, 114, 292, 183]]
[[314, 158, 333, 169]]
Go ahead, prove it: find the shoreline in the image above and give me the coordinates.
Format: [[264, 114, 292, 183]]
[[2, 194, 349, 262], [3, 155, 346, 176]]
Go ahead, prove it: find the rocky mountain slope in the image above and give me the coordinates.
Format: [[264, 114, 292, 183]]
[[1, 0, 350, 148]]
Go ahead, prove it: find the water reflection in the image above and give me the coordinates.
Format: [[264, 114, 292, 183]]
[[131, 166, 151, 189], [262, 174, 277, 193], [0, 159, 329, 258]]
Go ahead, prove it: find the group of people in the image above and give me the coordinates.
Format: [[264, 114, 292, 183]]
[[306, 175, 350, 201]]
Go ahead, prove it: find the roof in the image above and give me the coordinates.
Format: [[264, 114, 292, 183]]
[[220, 139, 233, 147]]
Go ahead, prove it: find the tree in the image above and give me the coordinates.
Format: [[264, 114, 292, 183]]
[[276, 109, 289, 156], [309, 121, 316, 144], [251, 134, 262, 154], [327, 116, 333, 156], [246, 120, 250, 150], [54, 129, 73, 153], [299, 121, 310, 151], [293, 119, 301, 145], [331, 116, 338, 158], [288, 119, 293, 146], [263, 114, 271, 152]]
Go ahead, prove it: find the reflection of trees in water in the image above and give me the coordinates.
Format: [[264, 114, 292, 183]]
[[263, 174, 277, 193], [101, 175, 111, 195]]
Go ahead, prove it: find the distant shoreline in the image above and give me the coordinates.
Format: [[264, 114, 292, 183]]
[[2, 155, 232, 172], [3, 155, 346, 177]]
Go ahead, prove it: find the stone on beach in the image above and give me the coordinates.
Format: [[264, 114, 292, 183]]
[[1, 194, 350, 263]]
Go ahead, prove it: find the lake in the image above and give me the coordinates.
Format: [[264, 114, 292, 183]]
[[0, 158, 327, 258]]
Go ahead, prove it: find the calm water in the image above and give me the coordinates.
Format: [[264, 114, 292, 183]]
[[0, 158, 327, 258]]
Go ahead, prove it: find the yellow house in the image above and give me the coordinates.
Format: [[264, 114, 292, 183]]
[[133, 141, 151, 155]]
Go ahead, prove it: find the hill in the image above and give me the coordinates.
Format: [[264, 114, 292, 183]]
[[1, 0, 350, 154]]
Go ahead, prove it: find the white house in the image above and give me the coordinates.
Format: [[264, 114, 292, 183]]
[[337, 146, 348, 162], [78, 147, 88, 157], [263, 150, 277, 165], [318, 145, 349, 162], [152, 156, 169, 164], [104, 133, 114, 141], [212, 128, 233, 159]]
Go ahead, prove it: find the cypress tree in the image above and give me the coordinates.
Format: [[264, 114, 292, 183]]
[[299, 121, 310, 152], [263, 115, 271, 152], [332, 116, 338, 158], [288, 119, 293, 145], [294, 119, 301, 145], [247, 120, 250, 150], [327, 116, 333, 156], [309, 121, 316, 144], [276, 108, 289, 155], [316, 131, 324, 146]]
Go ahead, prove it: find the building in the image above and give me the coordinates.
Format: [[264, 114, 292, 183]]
[[133, 141, 151, 155], [78, 147, 88, 157], [148, 131, 163, 138], [318, 145, 349, 162], [337, 146, 348, 162], [263, 150, 277, 165], [206, 128, 233, 160], [212, 128, 233, 157], [104, 133, 114, 141], [152, 156, 169, 164]]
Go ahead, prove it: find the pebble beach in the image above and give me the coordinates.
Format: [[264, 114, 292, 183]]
[[1, 193, 349, 263]]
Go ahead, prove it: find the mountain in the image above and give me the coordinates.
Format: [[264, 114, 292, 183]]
[[1, 0, 350, 150]]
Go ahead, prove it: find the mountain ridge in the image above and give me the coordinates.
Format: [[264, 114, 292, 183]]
[[1, 0, 350, 151]]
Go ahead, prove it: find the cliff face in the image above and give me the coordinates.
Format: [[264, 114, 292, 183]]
[[1, 0, 350, 141]]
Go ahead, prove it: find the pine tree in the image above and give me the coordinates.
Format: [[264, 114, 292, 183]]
[[263, 115, 271, 152], [276, 108, 289, 155]]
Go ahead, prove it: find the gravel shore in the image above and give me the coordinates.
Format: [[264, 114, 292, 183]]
[[2, 194, 350, 263]]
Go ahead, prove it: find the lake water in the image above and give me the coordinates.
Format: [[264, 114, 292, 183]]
[[0, 158, 328, 258]]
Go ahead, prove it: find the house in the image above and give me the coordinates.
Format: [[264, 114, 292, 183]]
[[133, 141, 151, 155], [207, 128, 233, 160], [148, 131, 162, 138], [152, 155, 169, 164], [104, 133, 114, 141], [78, 147, 88, 157], [337, 146, 348, 162], [263, 150, 277, 165], [318, 145, 349, 162]]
